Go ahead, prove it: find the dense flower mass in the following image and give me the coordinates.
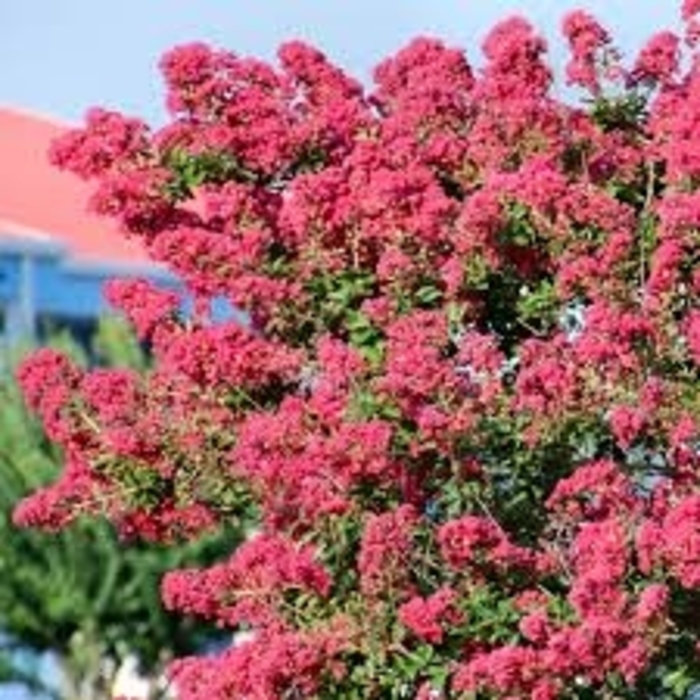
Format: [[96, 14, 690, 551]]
[[15, 3, 700, 698]]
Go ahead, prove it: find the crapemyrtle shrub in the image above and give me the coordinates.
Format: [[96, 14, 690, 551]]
[[16, 3, 700, 698]]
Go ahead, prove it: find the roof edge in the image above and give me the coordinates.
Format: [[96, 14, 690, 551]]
[[0, 104, 76, 128]]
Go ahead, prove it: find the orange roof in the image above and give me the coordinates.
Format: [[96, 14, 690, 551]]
[[0, 106, 154, 267]]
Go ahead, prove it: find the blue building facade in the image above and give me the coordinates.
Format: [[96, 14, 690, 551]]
[[0, 234, 174, 348]]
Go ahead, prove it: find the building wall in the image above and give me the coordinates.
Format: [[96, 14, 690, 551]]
[[0, 237, 177, 348]]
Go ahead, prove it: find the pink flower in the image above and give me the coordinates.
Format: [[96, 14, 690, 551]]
[[682, 0, 700, 21], [358, 505, 417, 596], [609, 405, 645, 450], [561, 10, 611, 93], [630, 31, 680, 85], [634, 583, 669, 624], [398, 587, 460, 644], [104, 278, 180, 341]]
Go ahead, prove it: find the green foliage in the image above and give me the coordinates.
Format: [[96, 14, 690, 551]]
[[589, 91, 648, 133], [163, 149, 256, 200]]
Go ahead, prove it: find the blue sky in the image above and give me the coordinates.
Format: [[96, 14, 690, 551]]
[[1, 1, 681, 126]]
